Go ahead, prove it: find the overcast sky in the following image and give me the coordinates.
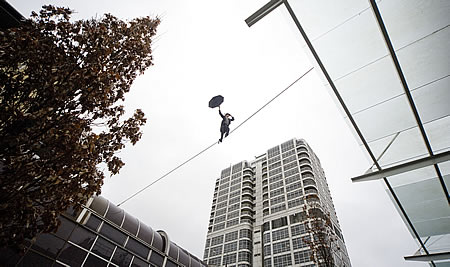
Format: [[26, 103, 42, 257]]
[[10, 0, 428, 266]]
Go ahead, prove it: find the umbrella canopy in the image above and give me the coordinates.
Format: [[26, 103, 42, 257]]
[[209, 95, 224, 108]]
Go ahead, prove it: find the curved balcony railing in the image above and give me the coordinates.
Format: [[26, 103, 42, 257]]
[[300, 166, 312, 172], [297, 152, 309, 159], [302, 178, 316, 187], [304, 187, 318, 195], [299, 159, 311, 166]]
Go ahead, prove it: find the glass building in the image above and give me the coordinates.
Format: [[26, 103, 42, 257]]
[[203, 138, 351, 266], [1, 196, 206, 267], [246, 0, 449, 266]]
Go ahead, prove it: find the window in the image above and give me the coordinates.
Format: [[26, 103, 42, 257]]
[[227, 218, 239, 227], [263, 233, 271, 243], [269, 174, 283, 184], [271, 217, 287, 229], [126, 238, 149, 259], [270, 204, 286, 214], [209, 245, 222, 256], [269, 161, 281, 170], [230, 184, 241, 192], [217, 201, 227, 209], [288, 198, 303, 208], [228, 203, 240, 211], [270, 195, 285, 206], [263, 222, 270, 232], [225, 231, 239, 242], [216, 208, 227, 216], [272, 228, 289, 241], [32, 233, 65, 258], [294, 250, 311, 264], [230, 190, 240, 198], [214, 215, 226, 224], [239, 239, 252, 250], [287, 189, 303, 200], [223, 253, 237, 264], [149, 251, 164, 266], [208, 257, 221, 265], [218, 195, 228, 203], [69, 226, 96, 249], [238, 251, 252, 263], [111, 246, 132, 266], [240, 229, 252, 239], [218, 189, 229, 196], [291, 224, 307, 236], [213, 223, 225, 231], [264, 245, 271, 256], [286, 182, 301, 192], [282, 149, 296, 158], [224, 242, 238, 253], [58, 243, 88, 266], [268, 146, 280, 158], [84, 254, 108, 267], [227, 211, 240, 219], [281, 140, 294, 152], [284, 167, 299, 178], [292, 236, 309, 250], [269, 180, 284, 191], [270, 188, 284, 198], [272, 240, 290, 254], [229, 196, 240, 205], [283, 161, 298, 172], [285, 174, 301, 185], [264, 258, 272, 267], [273, 253, 292, 267], [91, 236, 115, 260], [269, 167, 282, 177], [282, 155, 297, 164]]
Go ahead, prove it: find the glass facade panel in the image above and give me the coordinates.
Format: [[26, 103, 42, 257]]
[[126, 238, 150, 259], [84, 214, 102, 232], [83, 254, 108, 267], [69, 226, 96, 249], [55, 216, 76, 239], [131, 256, 148, 267], [149, 251, 164, 266], [32, 233, 65, 258], [91, 236, 115, 261], [58, 243, 88, 266], [111, 246, 132, 267], [18, 250, 53, 267], [100, 223, 127, 246]]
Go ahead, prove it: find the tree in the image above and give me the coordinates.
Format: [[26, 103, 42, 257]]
[[0, 5, 160, 248], [303, 203, 341, 266]]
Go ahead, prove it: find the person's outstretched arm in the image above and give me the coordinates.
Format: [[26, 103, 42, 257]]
[[219, 109, 225, 118]]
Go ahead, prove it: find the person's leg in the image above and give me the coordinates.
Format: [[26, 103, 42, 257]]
[[225, 127, 230, 137], [219, 131, 225, 142]]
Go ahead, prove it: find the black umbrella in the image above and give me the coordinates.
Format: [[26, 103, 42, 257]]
[[209, 95, 224, 108]]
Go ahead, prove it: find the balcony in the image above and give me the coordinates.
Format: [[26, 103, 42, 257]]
[[297, 152, 309, 159], [300, 166, 312, 173], [302, 178, 316, 187], [304, 186, 318, 195], [299, 159, 311, 166]]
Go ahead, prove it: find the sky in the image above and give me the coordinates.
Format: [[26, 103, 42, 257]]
[[10, 0, 428, 266]]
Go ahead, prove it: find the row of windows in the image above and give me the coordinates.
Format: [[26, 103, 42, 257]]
[[283, 161, 298, 172], [280, 140, 294, 152], [269, 167, 282, 177], [270, 204, 286, 214], [281, 148, 296, 158], [269, 161, 281, 170], [272, 227, 289, 242], [269, 180, 284, 191], [270, 195, 285, 206], [282, 154, 297, 164], [268, 155, 281, 165], [272, 240, 290, 254]]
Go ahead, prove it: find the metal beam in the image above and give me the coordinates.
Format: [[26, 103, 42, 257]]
[[352, 150, 450, 182], [245, 0, 283, 27], [368, 0, 449, 204], [405, 252, 450, 262]]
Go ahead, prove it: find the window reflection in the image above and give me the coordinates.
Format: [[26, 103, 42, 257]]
[[99, 223, 127, 246], [83, 254, 108, 267], [69, 226, 96, 249], [57, 243, 87, 266], [32, 233, 65, 258], [91, 236, 115, 260], [111, 246, 132, 266]]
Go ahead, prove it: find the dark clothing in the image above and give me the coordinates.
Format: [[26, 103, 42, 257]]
[[219, 110, 234, 142]]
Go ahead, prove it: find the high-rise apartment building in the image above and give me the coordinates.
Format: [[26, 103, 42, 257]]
[[203, 138, 351, 267]]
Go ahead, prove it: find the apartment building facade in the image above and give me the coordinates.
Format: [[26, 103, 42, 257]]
[[203, 138, 351, 267]]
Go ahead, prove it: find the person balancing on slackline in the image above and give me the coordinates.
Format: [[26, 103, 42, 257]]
[[218, 106, 234, 143]]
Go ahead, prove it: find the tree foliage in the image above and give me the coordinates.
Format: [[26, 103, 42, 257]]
[[303, 204, 342, 266], [0, 5, 159, 247]]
